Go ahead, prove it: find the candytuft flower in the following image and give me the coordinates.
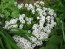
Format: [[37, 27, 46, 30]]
[[4, 1, 56, 49]]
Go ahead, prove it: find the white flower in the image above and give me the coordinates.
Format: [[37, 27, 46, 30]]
[[43, 7, 47, 10], [10, 18, 18, 24], [25, 17, 33, 24], [25, 3, 28, 7], [19, 24, 23, 29], [20, 20, 25, 24], [40, 16, 45, 21], [32, 24, 38, 29], [42, 12, 47, 16], [35, 41, 43, 46], [40, 1, 44, 5], [30, 36, 37, 42], [32, 9, 35, 14], [27, 4, 34, 10], [14, 1, 17, 6], [37, 17, 40, 19], [36, 8, 42, 12], [48, 9, 54, 15], [8, 24, 18, 29], [19, 14, 25, 20], [54, 13, 56, 17], [4, 1, 56, 49], [35, 4, 41, 8], [28, 30, 31, 33], [34, 3, 36, 6], [5, 21, 10, 25], [50, 20, 56, 28], [19, 14, 25, 24], [47, 29, 51, 34], [29, 4, 33, 8], [32, 30, 40, 38], [42, 32, 48, 39], [4, 18, 18, 29], [4, 21, 10, 29], [4, 25, 8, 29], [36, 1, 39, 4], [18, 3, 24, 9], [46, 16, 50, 21], [11, 24, 18, 28], [39, 23, 43, 29]]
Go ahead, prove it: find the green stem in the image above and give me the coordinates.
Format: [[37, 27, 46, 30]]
[[61, 21, 65, 42]]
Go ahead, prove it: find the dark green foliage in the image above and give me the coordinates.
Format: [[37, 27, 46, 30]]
[[0, 31, 20, 49], [0, 0, 19, 20], [0, 0, 20, 49]]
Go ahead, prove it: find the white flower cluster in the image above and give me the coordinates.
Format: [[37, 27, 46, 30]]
[[4, 14, 33, 29], [34, 1, 44, 8], [13, 35, 33, 49], [18, 3, 24, 9], [25, 3, 35, 14], [32, 7, 56, 41], [25, 17, 33, 24], [13, 35, 43, 49], [4, 18, 18, 29], [4, 1, 56, 49]]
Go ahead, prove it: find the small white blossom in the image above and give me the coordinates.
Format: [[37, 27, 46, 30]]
[[25, 3, 28, 7], [18, 3, 24, 9], [7, 24, 18, 29], [40, 1, 44, 5], [27, 4, 34, 10], [46, 16, 51, 21], [19, 14, 25, 24], [25, 17, 33, 24], [19, 24, 23, 29], [30, 36, 37, 42], [10, 18, 18, 24], [37, 17, 40, 19], [14, 1, 17, 6], [32, 9, 35, 14], [35, 41, 43, 46]]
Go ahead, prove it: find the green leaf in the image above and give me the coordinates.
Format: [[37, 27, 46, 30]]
[[4, 10, 10, 15], [0, 38, 5, 49], [46, 44, 58, 49], [11, 11, 19, 18], [0, 31, 20, 49], [39, 47, 46, 49], [10, 28, 36, 42], [61, 21, 65, 42], [48, 35, 61, 45], [0, 31, 12, 49]]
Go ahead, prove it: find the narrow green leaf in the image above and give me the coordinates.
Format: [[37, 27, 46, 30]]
[[0, 38, 5, 49], [61, 21, 65, 42], [0, 31, 12, 49], [3, 31, 20, 49]]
